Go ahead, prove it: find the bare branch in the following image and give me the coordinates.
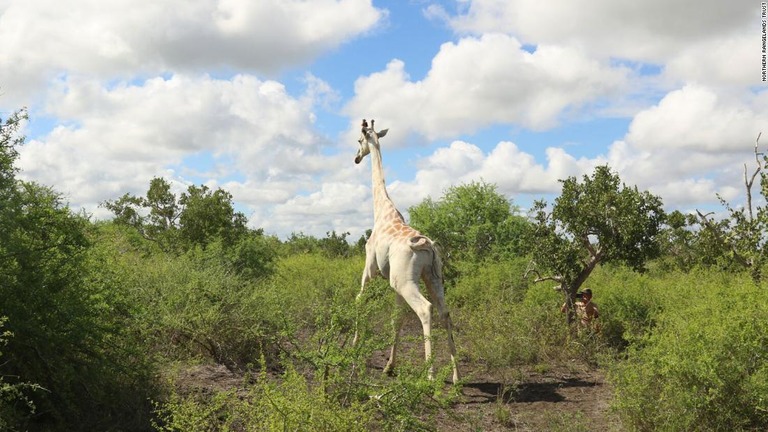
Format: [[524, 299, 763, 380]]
[[524, 260, 562, 285], [533, 275, 563, 284], [581, 233, 597, 257], [696, 209, 751, 268], [745, 134, 764, 222]]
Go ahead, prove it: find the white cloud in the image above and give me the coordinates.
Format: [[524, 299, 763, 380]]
[[0, 0, 384, 106], [445, 0, 750, 59], [626, 85, 766, 154], [343, 33, 630, 144], [601, 82, 767, 211], [386, 140, 601, 213], [17, 73, 334, 223], [442, 0, 755, 87], [265, 181, 372, 238], [3, 0, 765, 242], [388, 112, 764, 221]]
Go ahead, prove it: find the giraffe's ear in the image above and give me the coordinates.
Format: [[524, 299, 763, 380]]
[[377, 129, 388, 138]]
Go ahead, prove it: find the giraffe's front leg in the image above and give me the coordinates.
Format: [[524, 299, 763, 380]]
[[352, 254, 378, 346]]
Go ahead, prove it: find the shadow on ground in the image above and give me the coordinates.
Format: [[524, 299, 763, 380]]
[[463, 377, 598, 404]]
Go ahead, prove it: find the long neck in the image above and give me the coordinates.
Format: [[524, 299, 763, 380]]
[[369, 143, 400, 223]]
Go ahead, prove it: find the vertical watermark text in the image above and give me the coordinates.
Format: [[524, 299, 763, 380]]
[[762, 2, 767, 82]]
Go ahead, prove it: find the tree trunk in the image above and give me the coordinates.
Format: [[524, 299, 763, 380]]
[[563, 253, 601, 326]]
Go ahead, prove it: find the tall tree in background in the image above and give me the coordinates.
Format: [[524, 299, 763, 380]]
[[527, 165, 665, 324], [697, 134, 768, 281], [103, 178, 248, 250], [0, 108, 24, 193], [103, 178, 276, 279], [103, 177, 179, 246], [178, 184, 249, 248]]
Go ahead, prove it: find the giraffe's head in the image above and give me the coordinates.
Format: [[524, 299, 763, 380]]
[[355, 118, 388, 164]]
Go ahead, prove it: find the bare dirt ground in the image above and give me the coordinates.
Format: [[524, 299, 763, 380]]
[[176, 354, 618, 432], [440, 363, 617, 431]]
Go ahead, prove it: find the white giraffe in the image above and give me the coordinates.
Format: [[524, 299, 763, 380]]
[[353, 119, 459, 384]]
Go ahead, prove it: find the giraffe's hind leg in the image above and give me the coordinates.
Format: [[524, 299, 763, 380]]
[[395, 280, 434, 380], [424, 276, 459, 384], [383, 294, 407, 376]]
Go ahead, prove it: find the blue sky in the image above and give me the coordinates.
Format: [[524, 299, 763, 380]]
[[0, 0, 765, 239]]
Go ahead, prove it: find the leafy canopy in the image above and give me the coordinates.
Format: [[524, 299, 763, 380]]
[[527, 165, 665, 300]]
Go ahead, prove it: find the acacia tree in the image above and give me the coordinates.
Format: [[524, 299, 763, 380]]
[[103, 177, 181, 245], [178, 184, 249, 248], [526, 165, 666, 324]]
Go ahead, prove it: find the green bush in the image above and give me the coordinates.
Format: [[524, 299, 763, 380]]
[[449, 258, 574, 367], [0, 186, 157, 431], [268, 254, 367, 329], [587, 266, 662, 351], [610, 271, 768, 431], [0, 317, 42, 431], [116, 242, 283, 371], [155, 365, 374, 432], [153, 276, 460, 432]]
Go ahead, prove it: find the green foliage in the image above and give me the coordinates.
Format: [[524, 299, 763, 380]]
[[270, 254, 366, 326], [0, 317, 43, 431], [581, 266, 662, 352], [281, 231, 357, 258], [281, 231, 323, 255], [448, 258, 573, 367], [409, 181, 529, 276], [0, 108, 26, 193], [9, 107, 768, 431], [154, 365, 374, 432], [102, 177, 180, 246], [685, 141, 768, 281], [153, 288, 460, 432], [610, 271, 768, 431], [543, 410, 591, 432], [178, 184, 249, 247], [229, 232, 280, 280], [654, 210, 725, 272], [319, 230, 355, 258], [113, 237, 283, 370]]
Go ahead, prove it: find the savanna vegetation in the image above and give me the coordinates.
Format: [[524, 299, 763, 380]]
[[2, 107, 768, 431]]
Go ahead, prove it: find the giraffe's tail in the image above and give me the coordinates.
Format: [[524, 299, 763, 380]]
[[429, 242, 444, 282], [409, 236, 443, 281], [408, 236, 431, 250]]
